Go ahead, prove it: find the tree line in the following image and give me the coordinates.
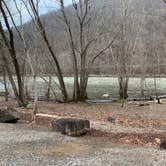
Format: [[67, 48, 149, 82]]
[[0, 0, 166, 107]]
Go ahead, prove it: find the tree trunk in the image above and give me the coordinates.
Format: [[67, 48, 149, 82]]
[[29, 0, 68, 102], [2, 68, 8, 102], [118, 76, 129, 99], [0, 3, 27, 107], [1, 54, 23, 106], [140, 77, 145, 97], [79, 70, 88, 101], [13, 56, 27, 107], [46, 76, 51, 100], [71, 46, 80, 102]]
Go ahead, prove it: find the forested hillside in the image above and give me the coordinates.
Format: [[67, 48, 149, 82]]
[[13, 0, 166, 75]]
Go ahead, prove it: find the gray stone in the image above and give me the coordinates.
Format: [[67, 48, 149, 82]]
[[51, 118, 90, 137], [107, 117, 116, 123], [0, 107, 19, 123], [26, 103, 34, 109], [160, 141, 166, 150]]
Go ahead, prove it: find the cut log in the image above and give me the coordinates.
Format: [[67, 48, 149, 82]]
[[0, 107, 19, 123], [51, 118, 90, 137]]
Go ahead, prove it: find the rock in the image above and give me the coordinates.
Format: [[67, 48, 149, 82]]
[[0, 107, 19, 123], [160, 141, 166, 150], [107, 117, 116, 123], [51, 118, 90, 137], [26, 103, 34, 109]]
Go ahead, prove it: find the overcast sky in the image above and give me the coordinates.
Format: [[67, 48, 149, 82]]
[[6, 0, 73, 26], [38, 0, 72, 14]]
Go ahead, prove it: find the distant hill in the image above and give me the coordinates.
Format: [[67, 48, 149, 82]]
[[13, 0, 166, 75]]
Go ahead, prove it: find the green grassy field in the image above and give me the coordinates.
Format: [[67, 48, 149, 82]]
[[1, 77, 166, 99], [33, 77, 166, 99]]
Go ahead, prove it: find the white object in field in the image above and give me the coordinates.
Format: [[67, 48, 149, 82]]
[[102, 93, 110, 98], [148, 99, 163, 104], [154, 99, 162, 104]]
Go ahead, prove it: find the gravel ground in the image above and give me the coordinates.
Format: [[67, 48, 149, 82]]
[[0, 123, 166, 166]]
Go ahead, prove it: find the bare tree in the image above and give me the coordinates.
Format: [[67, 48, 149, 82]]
[[26, 0, 69, 102], [58, 0, 117, 101], [0, 0, 27, 106], [107, 0, 141, 102]]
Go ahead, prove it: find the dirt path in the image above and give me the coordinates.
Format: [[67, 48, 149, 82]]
[[0, 123, 166, 166], [1, 99, 166, 165]]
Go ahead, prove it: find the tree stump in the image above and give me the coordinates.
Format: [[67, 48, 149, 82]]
[[51, 118, 90, 137], [0, 107, 19, 123]]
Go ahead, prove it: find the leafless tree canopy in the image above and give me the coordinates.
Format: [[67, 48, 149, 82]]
[[0, 0, 166, 105]]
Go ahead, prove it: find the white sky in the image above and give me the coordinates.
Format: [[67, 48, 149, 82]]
[[4, 0, 73, 26]]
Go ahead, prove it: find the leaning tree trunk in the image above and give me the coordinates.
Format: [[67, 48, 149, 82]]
[[39, 26, 68, 102], [0, 3, 27, 107], [13, 56, 27, 107], [1, 53, 24, 106], [29, 0, 68, 102]]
